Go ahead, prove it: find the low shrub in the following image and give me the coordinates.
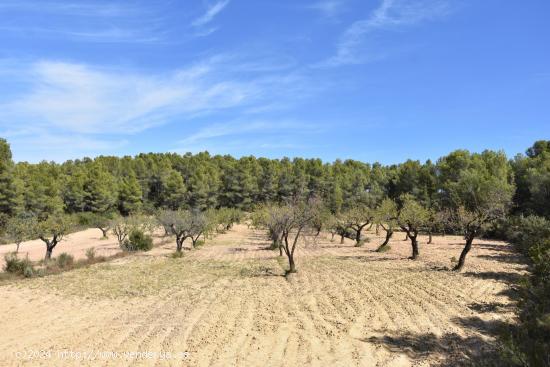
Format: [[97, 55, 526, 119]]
[[355, 238, 370, 247], [56, 253, 74, 269], [4, 253, 34, 277], [121, 230, 153, 252], [171, 251, 184, 258], [85, 247, 96, 260], [23, 266, 34, 278], [505, 215, 550, 254], [194, 239, 205, 248]]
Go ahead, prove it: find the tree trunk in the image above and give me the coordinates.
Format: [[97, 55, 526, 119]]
[[409, 234, 419, 260], [100, 228, 109, 239], [288, 254, 296, 273], [355, 228, 362, 247], [376, 230, 393, 252], [454, 235, 475, 271], [279, 243, 283, 256], [404, 232, 409, 241], [428, 231, 433, 244], [176, 237, 184, 252], [42, 237, 57, 260], [45, 246, 53, 260], [340, 233, 345, 244], [331, 233, 335, 241], [16, 243, 20, 253]]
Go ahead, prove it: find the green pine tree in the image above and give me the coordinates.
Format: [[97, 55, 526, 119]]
[[83, 163, 117, 213], [163, 169, 187, 210], [118, 172, 142, 215], [62, 166, 87, 213], [0, 138, 19, 216]]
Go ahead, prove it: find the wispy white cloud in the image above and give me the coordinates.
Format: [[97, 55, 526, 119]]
[[321, 0, 452, 67], [0, 1, 134, 17], [0, 25, 162, 43], [0, 60, 259, 135], [0, 1, 169, 43], [307, 0, 346, 19], [193, 27, 219, 38], [0, 53, 327, 161], [192, 0, 230, 27]]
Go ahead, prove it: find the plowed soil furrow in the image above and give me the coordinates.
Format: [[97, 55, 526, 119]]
[[0, 224, 526, 366]]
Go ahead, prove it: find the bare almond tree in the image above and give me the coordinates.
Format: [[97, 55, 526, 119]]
[[275, 199, 322, 274]]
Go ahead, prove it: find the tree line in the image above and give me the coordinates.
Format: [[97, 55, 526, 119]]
[[2, 140, 542, 219]]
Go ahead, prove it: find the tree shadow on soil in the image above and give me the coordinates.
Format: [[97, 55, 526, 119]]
[[475, 243, 513, 252], [363, 331, 510, 366], [361, 248, 525, 366], [315, 244, 356, 249], [363, 316, 517, 366], [477, 253, 526, 265], [462, 271, 523, 285], [239, 266, 285, 278], [338, 255, 398, 262], [467, 301, 514, 313], [247, 233, 270, 241], [432, 266, 454, 272]]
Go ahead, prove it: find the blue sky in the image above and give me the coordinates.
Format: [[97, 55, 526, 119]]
[[0, 0, 548, 163]]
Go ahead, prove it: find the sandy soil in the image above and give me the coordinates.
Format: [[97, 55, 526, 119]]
[[0, 228, 169, 268], [0, 224, 527, 366]]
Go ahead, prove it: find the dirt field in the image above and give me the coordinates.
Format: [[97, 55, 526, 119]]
[[0, 225, 527, 366], [0, 228, 123, 267]]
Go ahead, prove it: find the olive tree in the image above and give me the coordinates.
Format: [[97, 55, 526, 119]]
[[82, 212, 114, 239], [158, 209, 209, 252], [188, 211, 209, 247], [427, 209, 452, 241], [374, 198, 398, 252], [397, 195, 430, 260], [206, 207, 242, 234], [311, 206, 331, 240], [4, 214, 33, 253], [252, 204, 286, 255], [157, 209, 175, 236], [438, 150, 514, 271], [341, 204, 374, 246], [449, 179, 513, 271], [30, 215, 74, 260], [325, 214, 344, 242]]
